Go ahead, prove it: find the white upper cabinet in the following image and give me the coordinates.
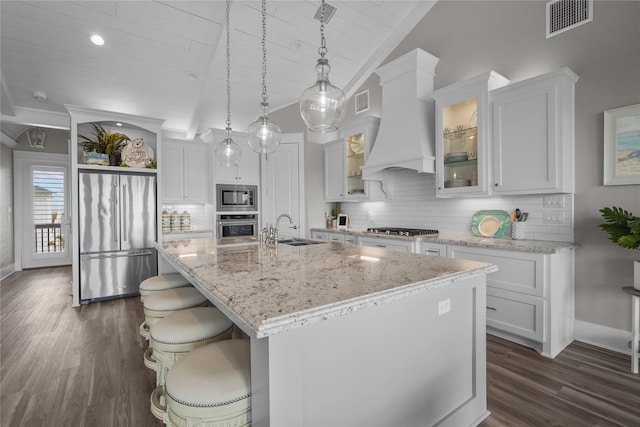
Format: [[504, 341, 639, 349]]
[[491, 68, 578, 195], [432, 72, 510, 197], [162, 139, 207, 203], [324, 116, 383, 202], [211, 130, 260, 185]]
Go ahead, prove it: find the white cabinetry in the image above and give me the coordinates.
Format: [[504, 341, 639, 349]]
[[358, 236, 414, 252], [210, 130, 260, 184], [162, 139, 207, 203], [417, 241, 447, 257], [447, 244, 574, 358], [324, 116, 382, 202], [311, 230, 356, 244], [432, 72, 510, 197], [491, 68, 578, 195]]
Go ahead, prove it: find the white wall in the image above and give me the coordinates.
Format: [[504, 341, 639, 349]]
[[0, 143, 14, 276], [271, 1, 640, 335]]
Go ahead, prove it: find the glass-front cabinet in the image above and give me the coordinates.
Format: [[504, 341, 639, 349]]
[[324, 116, 380, 202], [432, 71, 509, 197]]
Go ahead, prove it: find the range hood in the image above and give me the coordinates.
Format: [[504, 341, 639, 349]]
[[361, 49, 439, 182]]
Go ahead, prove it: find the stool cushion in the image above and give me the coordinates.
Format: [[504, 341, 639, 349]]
[[144, 287, 207, 312], [151, 307, 233, 348], [140, 273, 190, 293], [166, 340, 250, 408]]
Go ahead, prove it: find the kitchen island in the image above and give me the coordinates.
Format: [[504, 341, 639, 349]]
[[157, 238, 497, 427]]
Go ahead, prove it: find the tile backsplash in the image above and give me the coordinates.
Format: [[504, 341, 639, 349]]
[[340, 169, 573, 242]]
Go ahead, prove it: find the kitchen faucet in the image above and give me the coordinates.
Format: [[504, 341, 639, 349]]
[[262, 214, 297, 246]]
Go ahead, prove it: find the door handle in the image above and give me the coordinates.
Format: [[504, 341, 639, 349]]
[[121, 182, 127, 242], [486, 306, 497, 311], [84, 251, 153, 260]]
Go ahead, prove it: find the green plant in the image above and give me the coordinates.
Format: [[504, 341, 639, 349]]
[[332, 203, 340, 218], [599, 206, 640, 250], [79, 122, 130, 155], [145, 160, 157, 169]]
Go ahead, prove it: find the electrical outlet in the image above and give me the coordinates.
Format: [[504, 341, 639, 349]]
[[543, 195, 564, 208], [543, 213, 564, 224], [438, 299, 451, 316]]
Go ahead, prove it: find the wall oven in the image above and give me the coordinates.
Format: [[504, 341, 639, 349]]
[[216, 184, 257, 212], [217, 214, 258, 238]]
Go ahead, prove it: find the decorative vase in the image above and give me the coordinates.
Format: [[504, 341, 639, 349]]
[[108, 153, 120, 166], [634, 260, 640, 291]]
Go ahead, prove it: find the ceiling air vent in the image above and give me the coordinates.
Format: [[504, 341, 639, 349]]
[[314, 3, 336, 24], [546, 0, 593, 38], [355, 89, 370, 115]]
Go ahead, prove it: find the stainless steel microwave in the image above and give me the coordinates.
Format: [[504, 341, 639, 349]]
[[216, 184, 258, 212]]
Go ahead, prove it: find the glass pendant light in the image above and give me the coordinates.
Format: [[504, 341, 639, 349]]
[[299, 0, 346, 133], [247, 0, 281, 154], [215, 0, 242, 167]]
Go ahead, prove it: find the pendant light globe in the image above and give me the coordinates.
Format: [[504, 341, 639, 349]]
[[214, 0, 242, 167], [215, 131, 242, 167], [247, 0, 281, 154], [248, 103, 282, 154], [300, 58, 346, 133]]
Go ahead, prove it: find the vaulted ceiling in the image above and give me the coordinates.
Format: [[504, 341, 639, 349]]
[[0, 1, 436, 141]]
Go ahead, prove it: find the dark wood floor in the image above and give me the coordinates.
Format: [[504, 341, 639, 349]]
[[2, 267, 639, 426]]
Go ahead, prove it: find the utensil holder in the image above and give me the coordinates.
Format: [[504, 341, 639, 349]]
[[511, 222, 526, 240]]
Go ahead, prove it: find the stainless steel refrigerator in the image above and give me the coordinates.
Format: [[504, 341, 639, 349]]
[[79, 171, 157, 302]]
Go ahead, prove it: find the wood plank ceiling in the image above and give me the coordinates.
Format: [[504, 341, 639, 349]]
[[0, 1, 436, 140]]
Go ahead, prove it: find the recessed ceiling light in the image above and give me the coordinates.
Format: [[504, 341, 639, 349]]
[[115, 122, 123, 127], [90, 34, 105, 46], [186, 72, 198, 81]]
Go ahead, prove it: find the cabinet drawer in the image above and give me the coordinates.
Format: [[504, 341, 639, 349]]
[[357, 236, 413, 252], [328, 234, 345, 243], [311, 232, 329, 242], [447, 245, 544, 296], [344, 235, 357, 245], [486, 289, 543, 342]]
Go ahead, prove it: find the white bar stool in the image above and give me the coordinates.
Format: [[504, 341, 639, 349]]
[[139, 273, 191, 302], [151, 339, 251, 426], [144, 306, 234, 387], [139, 287, 209, 340]]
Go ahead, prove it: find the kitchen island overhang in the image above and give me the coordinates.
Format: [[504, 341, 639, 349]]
[[157, 239, 497, 427]]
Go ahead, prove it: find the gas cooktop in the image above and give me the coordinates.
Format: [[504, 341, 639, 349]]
[[366, 227, 439, 237]]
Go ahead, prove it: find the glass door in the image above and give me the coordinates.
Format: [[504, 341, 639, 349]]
[[442, 97, 478, 189], [21, 162, 71, 268], [345, 130, 365, 196]]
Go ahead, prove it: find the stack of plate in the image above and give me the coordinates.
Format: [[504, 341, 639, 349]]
[[444, 152, 468, 164]]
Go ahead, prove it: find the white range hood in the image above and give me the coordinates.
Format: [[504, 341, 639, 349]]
[[361, 48, 439, 182]]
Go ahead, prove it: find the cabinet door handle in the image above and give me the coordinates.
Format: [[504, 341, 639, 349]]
[[376, 244, 386, 248], [486, 306, 497, 311], [494, 183, 499, 187]]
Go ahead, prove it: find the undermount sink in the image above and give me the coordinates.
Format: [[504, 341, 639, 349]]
[[277, 239, 325, 246]]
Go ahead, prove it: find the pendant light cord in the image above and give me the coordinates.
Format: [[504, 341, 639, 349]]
[[318, 0, 327, 58], [261, 0, 268, 104], [225, 0, 232, 133]]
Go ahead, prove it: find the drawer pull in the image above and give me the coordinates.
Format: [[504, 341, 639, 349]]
[[486, 306, 497, 311]]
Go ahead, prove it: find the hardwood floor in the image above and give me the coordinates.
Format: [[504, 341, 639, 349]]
[[1, 267, 639, 426]]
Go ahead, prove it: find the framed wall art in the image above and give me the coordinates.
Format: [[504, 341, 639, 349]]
[[604, 103, 640, 186]]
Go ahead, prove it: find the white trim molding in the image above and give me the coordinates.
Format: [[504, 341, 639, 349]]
[[0, 263, 15, 281], [574, 319, 632, 356]]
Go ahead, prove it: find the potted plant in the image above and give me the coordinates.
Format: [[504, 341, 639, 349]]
[[79, 122, 131, 166], [599, 206, 640, 290]]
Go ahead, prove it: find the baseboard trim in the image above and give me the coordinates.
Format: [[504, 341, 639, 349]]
[[0, 263, 16, 281], [574, 319, 631, 355]]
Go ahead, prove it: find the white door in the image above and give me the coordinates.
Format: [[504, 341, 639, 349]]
[[261, 137, 304, 239], [14, 152, 71, 269]]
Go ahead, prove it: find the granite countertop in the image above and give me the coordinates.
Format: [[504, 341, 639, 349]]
[[310, 228, 575, 254], [156, 238, 496, 338]]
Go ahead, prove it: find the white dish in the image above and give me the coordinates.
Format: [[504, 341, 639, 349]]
[[478, 216, 501, 237]]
